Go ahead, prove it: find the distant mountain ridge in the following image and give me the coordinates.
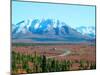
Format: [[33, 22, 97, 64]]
[[76, 26, 95, 39], [12, 18, 95, 43]]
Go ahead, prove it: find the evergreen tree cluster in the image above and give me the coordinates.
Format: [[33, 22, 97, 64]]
[[11, 51, 96, 75]]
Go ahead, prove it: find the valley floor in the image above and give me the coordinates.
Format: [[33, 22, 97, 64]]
[[11, 43, 96, 74]]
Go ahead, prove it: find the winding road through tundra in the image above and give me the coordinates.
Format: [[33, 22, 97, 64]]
[[47, 49, 71, 59]]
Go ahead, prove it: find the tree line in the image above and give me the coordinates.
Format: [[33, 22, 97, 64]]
[[11, 51, 96, 75]]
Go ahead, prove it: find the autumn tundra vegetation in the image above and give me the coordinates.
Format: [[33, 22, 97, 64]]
[[11, 43, 96, 74]]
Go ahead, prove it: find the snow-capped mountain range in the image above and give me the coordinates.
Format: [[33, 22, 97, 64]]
[[76, 26, 95, 39], [12, 18, 95, 43]]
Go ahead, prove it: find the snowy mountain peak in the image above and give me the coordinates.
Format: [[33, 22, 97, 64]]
[[76, 26, 95, 38], [12, 18, 95, 43]]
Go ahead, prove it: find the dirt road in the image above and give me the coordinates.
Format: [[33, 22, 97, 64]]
[[47, 49, 71, 59]]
